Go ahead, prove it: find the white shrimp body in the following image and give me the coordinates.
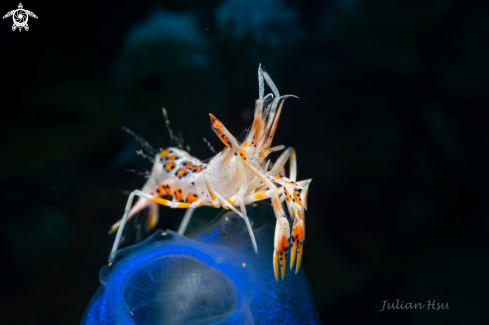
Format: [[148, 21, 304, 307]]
[[139, 147, 265, 208], [198, 149, 266, 200], [140, 147, 208, 205], [110, 65, 312, 282]]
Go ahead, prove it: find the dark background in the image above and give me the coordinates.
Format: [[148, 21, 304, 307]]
[[1, 0, 488, 324]]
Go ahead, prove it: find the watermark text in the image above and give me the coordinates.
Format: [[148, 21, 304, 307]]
[[380, 300, 449, 311]]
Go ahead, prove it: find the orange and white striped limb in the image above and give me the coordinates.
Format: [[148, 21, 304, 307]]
[[110, 190, 202, 256], [240, 158, 292, 281], [209, 114, 239, 152], [290, 217, 304, 273], [266, 145, 310, 274], [273, 216, 290, 281], [242, 187, 285, 205]]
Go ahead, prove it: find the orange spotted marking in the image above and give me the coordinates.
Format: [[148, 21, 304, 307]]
[[276, 235, 289, 280], [164, 162, 176, 172], [157, 185, 165, 197], [186, 194, 198, 203], [292, 224, 304, 242], [210, 114, 221, 129], [184, 162, 197, 172], [238, 148, 247, 159], [176, 168, 188, 178], [285, 188, 292, 203], [292, 189, 301, 204], [271, 174, 297, 186], [209, 114, 235, 149], [174, 189, 183, 202], [290, 223, 304, 272], [148, 197, 197, 209], [160, 149, 170, 158], [166, 154, 177, 161], [162, 184, 172, 198], [278, 235, 289, 251]]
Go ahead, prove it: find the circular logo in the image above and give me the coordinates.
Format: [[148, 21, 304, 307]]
[[13, 9, 28, 28], [3, 3, 38, 32]]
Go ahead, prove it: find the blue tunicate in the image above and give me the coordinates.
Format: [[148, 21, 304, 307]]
[[81, 206, 320, 324]]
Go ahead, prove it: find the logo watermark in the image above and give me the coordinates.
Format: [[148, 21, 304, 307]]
[[380, 300, 449, 311], [3, 3, 38, 32]]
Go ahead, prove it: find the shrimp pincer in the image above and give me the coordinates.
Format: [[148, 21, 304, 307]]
[[109, 65, 312, 281]]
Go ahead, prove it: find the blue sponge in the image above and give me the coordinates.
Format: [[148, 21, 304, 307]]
[[81, 207, 319, 324]]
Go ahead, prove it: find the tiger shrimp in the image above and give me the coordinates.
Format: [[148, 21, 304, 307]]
[[109, 65, 312, 281]]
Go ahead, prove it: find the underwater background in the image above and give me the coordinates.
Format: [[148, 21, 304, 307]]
[[1, 0, 488, 324]]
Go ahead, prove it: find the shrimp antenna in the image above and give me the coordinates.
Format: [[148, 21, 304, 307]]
[[125, 169, 150, 178], [162, 107, 183, 148], [122, 126, 157, 156], [177, 131, 185, 149], [136, 150, 155, 163], [203, 137, 217, 154], [258, 63, 265, 100]]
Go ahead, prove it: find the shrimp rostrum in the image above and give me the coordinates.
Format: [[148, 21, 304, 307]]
[[110, 65, 312, 281]]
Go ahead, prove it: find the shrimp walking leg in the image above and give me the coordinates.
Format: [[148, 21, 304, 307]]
[[270, 147, 296, 179], [229, 157, 259, 254], [269, 147, 306, 273], [177, 207, 195, 235], [240, 159, 290, 281], [234, 195, 258, 254], [242, 179, 310, 206], [203, 174, 243, 215], [110, 196, 153, 233], [110, 190, 202, 257], [243, 187, 285, 205], [269, 147, 297, 219], [203, 173, 259, 254], [145, 201, 159, 230]]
